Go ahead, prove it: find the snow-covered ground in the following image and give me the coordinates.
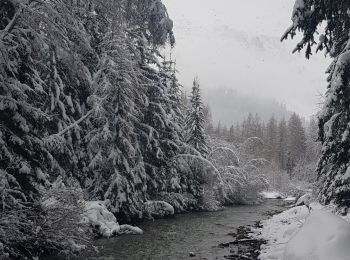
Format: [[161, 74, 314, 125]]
[[261, 191, 284, 199], [284, 209, 350, 260], [252, 202, 350, 260], [260, 191, 297, 202], [81, 201, 143, 237], [82, 201, 121, 237], [283, 197, 296, 202]]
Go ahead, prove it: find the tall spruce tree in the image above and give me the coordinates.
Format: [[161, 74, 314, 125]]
[[305, 117, 321, 162], [287, 113, 306, 171], [277, 118, 288, 170], [203, 104, 214, 135], [265, 115, 278, 162], [138, 52, 185, 199], [215, 121, 222, 137], [185, 78, 209, 157], [253, 113, 264, 139], [227, 125, 236, 143]]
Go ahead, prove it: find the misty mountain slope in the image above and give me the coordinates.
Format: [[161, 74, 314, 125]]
[[203, 88, 291, 125]]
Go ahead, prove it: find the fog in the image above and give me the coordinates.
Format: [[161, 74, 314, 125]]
[[163, 0, 330, 120]]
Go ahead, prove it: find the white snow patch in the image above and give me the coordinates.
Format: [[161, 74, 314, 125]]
[[118, 225, 144, 235], [293, 0, 305, 11], [342, 166, 350, 181], [36, 168, 46, 181], [323, 113, 341, 140], [81, 201, 120, 238], [284, 197, 297, 202], [284, 210, 350, 260], [261, 191, 284, 199], [19, 163, 31, 174], [292, 0, 306, 24], [81, 201, 143, 238], [295, 193, 312, 207], [42, 197, 58, 207]]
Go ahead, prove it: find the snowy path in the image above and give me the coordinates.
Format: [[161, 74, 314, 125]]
[[253, 203, 350, 260]]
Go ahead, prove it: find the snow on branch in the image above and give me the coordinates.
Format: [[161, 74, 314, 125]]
[[0, 4, 23, 41]]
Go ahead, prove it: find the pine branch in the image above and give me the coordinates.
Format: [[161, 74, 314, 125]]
[[0, 5, 23, 40], [56, 109, 93, 136]]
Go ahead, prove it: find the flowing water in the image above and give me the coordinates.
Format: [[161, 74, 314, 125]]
[[84, 200, 286, 260]]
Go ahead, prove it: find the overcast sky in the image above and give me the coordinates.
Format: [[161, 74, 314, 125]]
[[162, 0, 330, 117]]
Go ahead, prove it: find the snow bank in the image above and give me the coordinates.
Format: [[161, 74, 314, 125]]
[[81, 201, 120, 238], [253, 203, 323, 260], [253, 201, 350, 260], [81, 201, 144, 238], [261, 191, 284, 199], [143, 200, 175, 218], [284, 210, 350, 260], [255, 205, 311, 260], [119, 225, 143, 235], [284, 197, 296, 202]]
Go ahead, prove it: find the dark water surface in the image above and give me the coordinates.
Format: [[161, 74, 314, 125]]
[[84, 200, 285, 260]]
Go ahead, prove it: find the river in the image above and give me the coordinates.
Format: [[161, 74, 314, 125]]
[[84, 200, 286, 260]]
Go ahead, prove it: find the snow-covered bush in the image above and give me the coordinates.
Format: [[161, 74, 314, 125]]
[[143, 201, 175, 219], [199, 183, 222, 211], [40, 178, 90, 257], [0, 178, 90, 259], [290, 161, 318, 184], [172, 153, 221, 210], [0, 205, 47, 259], [81, 200, 144, 237], [82, 201, 120, 238], [209, 137, 269, 205], [174, 137, 269, 209]]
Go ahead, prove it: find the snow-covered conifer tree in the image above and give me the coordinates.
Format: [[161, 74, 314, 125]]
[[185, 78, 209, 157], [276, 118, 288, 170], [81, 0, 183, 220], [282, 0, 350, 205], [0, 0, 95, 257], [0, 1, 207, 254], [138, 53, 183, 197], [265, 115, 278, 162], [287, 113, 306, 172]]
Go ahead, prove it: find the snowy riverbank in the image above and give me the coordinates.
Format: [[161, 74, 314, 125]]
[[84, 200, 286, 260], [251, 202, 350, 260], [81, 200, 175, 238]]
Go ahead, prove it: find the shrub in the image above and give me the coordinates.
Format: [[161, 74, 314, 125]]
[[0, 178, 90, 259]]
